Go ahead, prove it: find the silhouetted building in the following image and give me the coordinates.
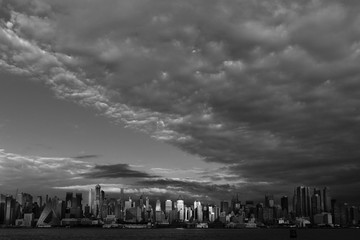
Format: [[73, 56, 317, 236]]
[[95, 184, 101, 217], [265, 195, 274, 208], [294, 186, 311, 217], [323, 187, 331, 212], [231, 194, 241, 213], [281, 196, 288, 216], [220, 201, 229, 214], [0, 194, 6, 224], [37, 196, 42, 208], [311, 193, 322, 215], [5, 195, 16, 225]]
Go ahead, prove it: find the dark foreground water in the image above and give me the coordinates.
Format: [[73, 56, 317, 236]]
[[0, 228, 359, 240]]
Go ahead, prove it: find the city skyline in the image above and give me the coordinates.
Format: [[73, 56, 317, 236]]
[[1, 183, 357, 228], [1, 0, 360, 205]]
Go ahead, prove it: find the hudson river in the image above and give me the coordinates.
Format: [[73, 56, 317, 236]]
[[0, 228, 359, 240]]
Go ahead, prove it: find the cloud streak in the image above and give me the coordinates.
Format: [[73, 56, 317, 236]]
[[81, 163, 159, 179]]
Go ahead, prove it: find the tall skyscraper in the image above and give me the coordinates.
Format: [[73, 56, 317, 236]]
[[95, 184, 101, 217], [311, 193, 322, 214], [139, 195, 144, 208], [281, 196, 288, 212], [194, 200, 201, 221], [265, 195, 274, 208], [197, 202, 203, 222], [88, 189, 92, 208], [165, 199, 172, 219], [176, 196, 184, 222], [231, 194, 241, 213], [313, 188, 323, 212], [165, 200, 172, 212], [5, 195, 16, 225], [220, 201, 229, 214], [294, 186, 312, 217], [65, 192, 73, 208], [0, 194, 6, 224], [37, 196, 42, 208], [323, 187, 331, 212], [155, 199, 161, 212]]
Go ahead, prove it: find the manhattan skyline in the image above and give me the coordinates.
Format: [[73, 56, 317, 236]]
[[1, 0, 360, 204]]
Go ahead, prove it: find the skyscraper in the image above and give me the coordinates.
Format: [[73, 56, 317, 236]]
[[194, 200, 201, 221], [165, 200, 172, 212], [197, 202, 203, 222], [313, 188, 323, 212], [95, 184, 101, 217], [323, 187, 331, 212], [5, 195, 16, 225], [265, 195, 274, 208], [155, 199, 161, 212], [65, 192, 73, 208], [294, 186, 312, 217], [220, 201, 229, 214], [0, 194, 6, 224], [88, 189, 93, 214], [231, 194, 241, 213], [37, 196, 42, 208], [281, 196, 288, 213], [311, 193, 322, 214], [176, 196, 184, 222]]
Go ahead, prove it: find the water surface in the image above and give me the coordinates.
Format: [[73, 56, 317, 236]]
[[0, 228, 358, 240]]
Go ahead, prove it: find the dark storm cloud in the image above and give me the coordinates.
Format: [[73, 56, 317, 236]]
[[81, 163, 158, 179], [2, 0, 360, 201], [72, 154, 99, 160]]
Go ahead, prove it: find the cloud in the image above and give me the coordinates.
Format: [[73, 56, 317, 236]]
[[0, 149, 92, 192], [72, 154, 99, 160], [1, 0, 360, 202], [81, 163, 159, 179], [135, 177, 280, 202]]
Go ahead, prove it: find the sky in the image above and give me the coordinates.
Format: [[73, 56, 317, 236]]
[[1, 0, 360, 205]]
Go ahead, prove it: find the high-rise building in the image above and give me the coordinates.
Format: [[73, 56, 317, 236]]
[[208, 205, 215, 222], [37, 196, 42, 208], [220, 201, 229, 214], [88, 189, 93, 214], [155, 199, 161, 212], [64, 192, 82, 218], [265, 195, 274, 208], [5, 195, 16, 225], [65, 192, 73, 209], [0, 194, 6, 224], [95, 184, 101, 217], [197, 202, 203, 222], [313, 188, 323, 212], [124, 197, 132, 212], [165, 200, 172, 219], [311, 193, 322, 214], [294, 186, 312, 217], [165, 200, 172, 212], [323, 187, 331, 212], [281, 196, 288, 212], [176, 196, 185, 222], [231, 194, 241, 213], [139, 195, 144, 208], [194, 200, 201, 221]]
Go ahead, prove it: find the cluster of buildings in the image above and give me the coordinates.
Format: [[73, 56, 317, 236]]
[[0, 185, 359, 228]]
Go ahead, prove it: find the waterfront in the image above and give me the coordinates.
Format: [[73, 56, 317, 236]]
[[0, 228, 359, 240]]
